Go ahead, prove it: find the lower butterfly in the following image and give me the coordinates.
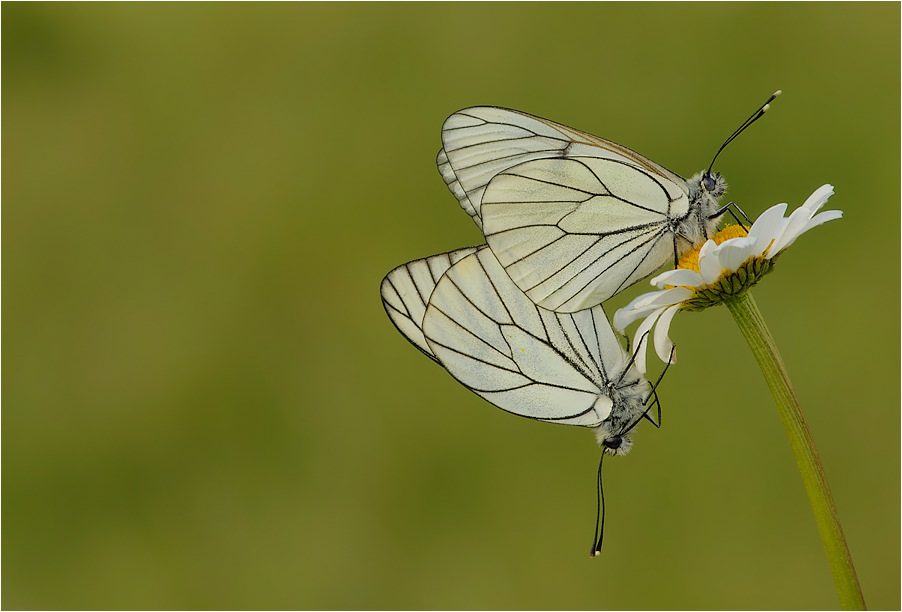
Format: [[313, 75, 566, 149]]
[[436, 92, 780, 312], [381, 246, 664, 554]]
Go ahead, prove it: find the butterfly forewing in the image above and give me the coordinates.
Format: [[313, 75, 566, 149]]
[[436, 148, 480, 227], [436, 107, 710, 311], [437, 106, 688, 226], [480, 156, 689, 312]]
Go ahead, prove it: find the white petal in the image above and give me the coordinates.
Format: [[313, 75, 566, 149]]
[[613, 294, 659, 332], [638, 286, 694, 309], [613, 287, 692, 333], [769, 205, 816, 256], [652, 268, 704, 288], [714, 237, 758, 272], [621, 290, 659, 309], [653, 305, 680, 365], [773, 209, 842, 253], [769, 185, 836, 256], [801, 184, 834, 213], [746, 203, 788, 257], [698, 240, 723, 284], [619, 290, 660, 312], [621, 289, 687, 321], [802, 209, 843, 233], [632, 307, 665, 376]]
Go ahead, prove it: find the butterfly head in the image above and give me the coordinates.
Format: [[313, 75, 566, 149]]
[[686, 171, 728, 209], [592, 350, 654, 456], [684, 171, 729, 241], [701, 171, 727, 198], [595, 394, 647, 455], [599, 432, 633, 457]]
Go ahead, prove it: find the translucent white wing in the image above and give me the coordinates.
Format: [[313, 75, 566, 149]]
[[422, 247, 633, 427], [380, 247, 480, 360], [437, 106, 689, 226], [436, 148, 482, 228], [482, 156, 690, 312]]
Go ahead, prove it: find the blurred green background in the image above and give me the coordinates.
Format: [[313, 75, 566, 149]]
[[4, 3, 899, 609]]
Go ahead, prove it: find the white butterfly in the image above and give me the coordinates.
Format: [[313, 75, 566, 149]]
[[381, 246, 664, 554], [436, 94, 778, 312], [380, 246, 656, 456]]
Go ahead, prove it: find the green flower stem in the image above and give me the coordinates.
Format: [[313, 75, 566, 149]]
[[724, 291, 865, 610]]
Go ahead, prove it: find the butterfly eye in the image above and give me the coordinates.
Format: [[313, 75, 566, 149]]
[[702, 173, 719, 192], [602, 435, 623, 450]]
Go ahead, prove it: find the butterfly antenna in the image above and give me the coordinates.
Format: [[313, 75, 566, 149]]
[[593, 345, 675, 556], [706, 90, 782, 177], [591, 451, 606, 556]]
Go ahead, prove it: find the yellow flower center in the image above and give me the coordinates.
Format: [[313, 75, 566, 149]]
[[667, 224, 776, 311], [677, 225, 749, 273]]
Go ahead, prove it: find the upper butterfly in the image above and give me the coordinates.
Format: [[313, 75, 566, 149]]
[[436, 93, 779, 312]]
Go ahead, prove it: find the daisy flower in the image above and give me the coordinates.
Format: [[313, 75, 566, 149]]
[[613, 184, 842, 374], [613, 183, 862, 607]]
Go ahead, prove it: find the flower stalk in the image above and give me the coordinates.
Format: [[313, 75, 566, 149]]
[[724, 291, 865, 610]]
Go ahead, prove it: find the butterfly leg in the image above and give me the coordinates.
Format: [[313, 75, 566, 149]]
[[641, 344, 675, 428], [641, 396, 661, 428], [671, 231, 680, 268], [710, 201, 752, 230]]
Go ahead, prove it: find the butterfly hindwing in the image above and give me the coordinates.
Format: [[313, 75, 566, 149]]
[[422, 247, 619, 426], [380, 246, 480, 360]]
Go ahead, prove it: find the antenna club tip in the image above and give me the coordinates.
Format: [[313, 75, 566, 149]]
[[773, 89, 783, 97]]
